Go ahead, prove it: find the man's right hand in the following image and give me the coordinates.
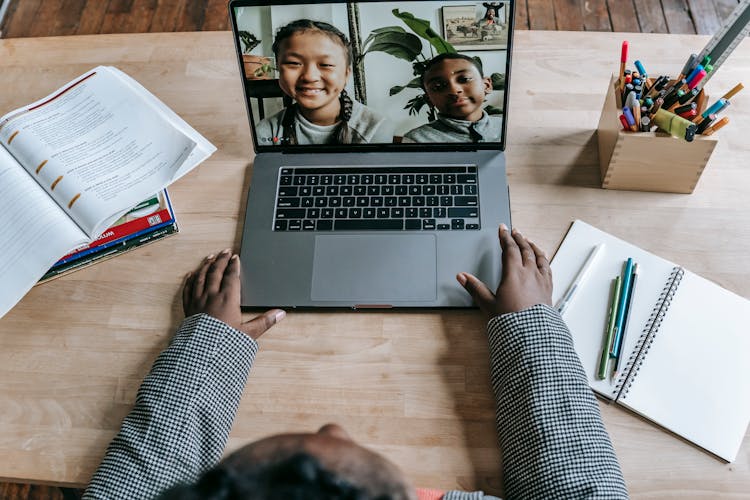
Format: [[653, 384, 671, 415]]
[[457, 224, 553, 318], [182, 249, 285, 340]]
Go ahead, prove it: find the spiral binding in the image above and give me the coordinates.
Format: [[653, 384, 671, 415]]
[[612, 266, 685, 401]]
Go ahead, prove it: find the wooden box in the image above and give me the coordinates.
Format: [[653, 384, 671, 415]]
[[596, 76, 717, 193]]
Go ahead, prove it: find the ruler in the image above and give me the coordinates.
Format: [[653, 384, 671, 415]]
[[698, 0, 750, 86]]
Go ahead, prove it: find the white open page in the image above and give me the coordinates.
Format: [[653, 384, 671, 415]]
[[0, 67, 198, 237], [105, 67, 217, 180], [618, 270, 750, 462], [0, 146, 88, 319]]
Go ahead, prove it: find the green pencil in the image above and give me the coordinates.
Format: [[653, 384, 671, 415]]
[[597, 275, 621, 380]]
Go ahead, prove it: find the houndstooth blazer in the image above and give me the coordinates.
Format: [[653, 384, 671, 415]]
[[83, 305, 628, 499]]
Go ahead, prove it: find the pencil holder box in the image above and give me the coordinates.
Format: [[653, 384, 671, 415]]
[[596, 75, 718, 194]]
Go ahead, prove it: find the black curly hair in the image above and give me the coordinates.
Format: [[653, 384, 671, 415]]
[[158, 452, 398, 500], [420, 53, 485, 89]]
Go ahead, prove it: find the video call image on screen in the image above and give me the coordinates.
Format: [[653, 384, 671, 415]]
[[233, 1, 511, 146]]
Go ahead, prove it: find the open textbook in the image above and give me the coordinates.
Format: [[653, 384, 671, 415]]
[[0, 66, 216, 319], [551, 220, 750, 462]]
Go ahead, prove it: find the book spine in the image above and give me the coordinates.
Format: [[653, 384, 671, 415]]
[[612, 266, 685, 401], [39, 223, 178, 282]]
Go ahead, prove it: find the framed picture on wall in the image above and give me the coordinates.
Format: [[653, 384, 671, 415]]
[[442, 2, 509, 51]]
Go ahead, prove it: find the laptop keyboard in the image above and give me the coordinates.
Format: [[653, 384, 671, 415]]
[[273, 166, 480, 232]]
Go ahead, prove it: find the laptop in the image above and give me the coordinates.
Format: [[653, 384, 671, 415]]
[[229, 0, 514, 308]]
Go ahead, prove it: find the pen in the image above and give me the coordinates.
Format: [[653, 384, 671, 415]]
[[696, 113, 716, 134], [634, 60, 647, 79], [622, 106, 636, 131], [687, 69, 707, 90], [685, 64, 704, 84], [701, 98, 728, 118], [619, 41, 629, 92], [597, 276, 621, 380], [613, 263, 639, 379], [619, 114, 630, 130], [610, 258, 634, 358], [678, 53, 698, 80], [721, 82, 744, 100], [556, 243, 604, 316], [702, 116, 729, 136], [653, 108, 697, 142]]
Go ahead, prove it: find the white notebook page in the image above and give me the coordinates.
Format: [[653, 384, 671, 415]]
[[618, 269, 750, 462]]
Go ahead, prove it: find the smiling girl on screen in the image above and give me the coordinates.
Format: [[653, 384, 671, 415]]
[[255, 20, 393, 145], [403, 53, 503, 143]]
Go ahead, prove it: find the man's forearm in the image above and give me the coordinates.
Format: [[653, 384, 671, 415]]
[[488, 304, 628, 499], [83, 313, 258, 500]]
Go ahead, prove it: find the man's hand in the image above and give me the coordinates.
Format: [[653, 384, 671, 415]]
[[457, 224, 552, 318], [182, 249, 285, 339]]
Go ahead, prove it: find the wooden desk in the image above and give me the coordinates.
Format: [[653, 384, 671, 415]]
[[1, 31, 748, 497]]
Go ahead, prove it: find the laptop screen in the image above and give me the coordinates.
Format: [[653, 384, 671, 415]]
[[230, 0, 513, 152]]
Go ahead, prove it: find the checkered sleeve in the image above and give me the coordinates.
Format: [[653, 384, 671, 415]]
[[487, 304, 628, 499], [82, 313, 258, 500]]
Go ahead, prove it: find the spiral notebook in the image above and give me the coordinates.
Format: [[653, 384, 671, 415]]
[[550, 220, 750, 462]]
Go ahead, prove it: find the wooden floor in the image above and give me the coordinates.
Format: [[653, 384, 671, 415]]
[[0, 0, 741, 498], [0, 0, 742, 38]]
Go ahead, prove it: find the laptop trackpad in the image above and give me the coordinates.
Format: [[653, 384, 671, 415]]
[[311, 234, 437, 303]]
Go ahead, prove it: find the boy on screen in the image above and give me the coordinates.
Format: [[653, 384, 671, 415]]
[[404, 53, 502, 143]]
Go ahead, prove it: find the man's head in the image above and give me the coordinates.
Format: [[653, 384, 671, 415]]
[[421, 53, 492, 122], [160, 423, 416, 499]]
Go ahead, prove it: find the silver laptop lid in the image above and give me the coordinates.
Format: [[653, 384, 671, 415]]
[[229, 0, 514, 154]]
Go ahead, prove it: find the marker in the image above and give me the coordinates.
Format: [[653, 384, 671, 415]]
[[702, 98, 728, 118], [610, 258, 634, 358], [624, 90, 638, 110], [703, 116, 729, 136], [696, 113, 715, 132], [622, 106, 637, 131], [685, 64, 704, 84], [640, 115, 651, 132], [556, 243, 605, 316], [653, 108, 697, 141], [678, 108, 697, 119], [679, 53, 698, 80], [687, 69, 707, 90], [618, 41, 629, 91], [722, 83, 744, 100], [619, 114, 630, 130], [649, 97, 663, 117], [677, 88, 699, 105], [634, 60, 647, 79], [673, 102, 697, 115], [613, 263, 639, 379], [597, 276, 621, 380]]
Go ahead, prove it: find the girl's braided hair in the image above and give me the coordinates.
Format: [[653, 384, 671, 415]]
[[273, 19, 360, 144]]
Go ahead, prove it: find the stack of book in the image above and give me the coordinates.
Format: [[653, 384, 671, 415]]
[[40, 190, 178, 282]]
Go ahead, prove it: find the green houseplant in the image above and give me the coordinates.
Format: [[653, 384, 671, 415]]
[[238, 30, 274, 80], [359, 9, 505, 121]]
